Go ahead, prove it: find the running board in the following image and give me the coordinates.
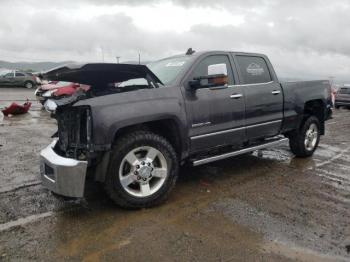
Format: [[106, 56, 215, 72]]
[[192, 138, 289, 167]]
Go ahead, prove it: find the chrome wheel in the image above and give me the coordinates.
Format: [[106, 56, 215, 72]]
[[304, 123, 318, 151], [119, 146, 168, 198]]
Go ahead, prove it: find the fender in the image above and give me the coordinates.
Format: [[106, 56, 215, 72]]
[[75, 86, 189, 153]]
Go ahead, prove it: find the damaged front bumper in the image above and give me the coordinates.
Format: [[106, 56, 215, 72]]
[[40, 139, 87, 198]]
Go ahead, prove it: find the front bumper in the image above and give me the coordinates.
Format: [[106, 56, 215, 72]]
[[40, 139, 88, 197]]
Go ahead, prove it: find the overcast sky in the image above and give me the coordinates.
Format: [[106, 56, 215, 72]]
[[1, 0, 349, 82]]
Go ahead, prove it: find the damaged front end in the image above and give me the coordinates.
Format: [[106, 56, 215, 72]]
[[55, 106, 92, 161], [40, 63, 162, 198]]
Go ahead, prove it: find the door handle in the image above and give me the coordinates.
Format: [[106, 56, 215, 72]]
[[271, 90, 281, 95], [230, 94, 243, 99]]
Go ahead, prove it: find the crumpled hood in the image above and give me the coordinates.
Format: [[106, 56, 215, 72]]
[[42, 63, 163, 87]]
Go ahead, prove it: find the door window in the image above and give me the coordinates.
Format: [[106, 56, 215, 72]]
[[4, 73, 13, 78], [15, 72, 25, 77], [192, 55, 235, 85], [235, 56, 272, 84]]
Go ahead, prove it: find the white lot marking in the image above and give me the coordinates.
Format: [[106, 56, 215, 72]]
[[311, 143, 350, 195], [314, 146, 350, 168], [0, 181, 41, 194], [0, 211, 54, 232], [326, 121, 338, 125]]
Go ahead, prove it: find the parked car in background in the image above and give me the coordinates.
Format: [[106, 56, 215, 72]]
[[0, 71, 40, 88], [35, 81, 90, 105], [335, 86, 350, 109]]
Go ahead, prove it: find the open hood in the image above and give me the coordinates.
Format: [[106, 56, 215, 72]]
[[43, 63, 163, 87]]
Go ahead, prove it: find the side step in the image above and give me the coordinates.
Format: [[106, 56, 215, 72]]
[[192, 137, 289, 167]]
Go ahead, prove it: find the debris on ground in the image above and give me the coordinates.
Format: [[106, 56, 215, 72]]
[[1, 100, 31, 116]]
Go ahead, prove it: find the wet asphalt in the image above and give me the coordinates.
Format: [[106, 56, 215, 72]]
[[0, 87, 349, 262]]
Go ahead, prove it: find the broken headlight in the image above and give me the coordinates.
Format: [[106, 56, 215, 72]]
[[56, 106, 92, 159], [44, 99, 57, 113]]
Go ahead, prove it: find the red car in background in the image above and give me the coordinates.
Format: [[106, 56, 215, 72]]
[[34, 81, 90, 105]]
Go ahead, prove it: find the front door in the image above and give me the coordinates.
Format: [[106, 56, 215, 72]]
[[0, 72, 15, 86], [184, 54, 246, 153], [234, 55, 283, 140]]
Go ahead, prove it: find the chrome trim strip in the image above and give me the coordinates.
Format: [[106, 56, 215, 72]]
[[191, 126, 245, 140], [192, 122, 211, 128], [227, 81, 274, 88], [246, 119, 282, 129], [193, 138, 288, 166], [190, 120, 282, 140]]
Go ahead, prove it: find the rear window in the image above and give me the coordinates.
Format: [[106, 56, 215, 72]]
[[338, 88, 350, 94], [235, 55, 272, 84]]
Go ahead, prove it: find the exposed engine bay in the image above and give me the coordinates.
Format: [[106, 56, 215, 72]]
[[43, 63, 163, 104]]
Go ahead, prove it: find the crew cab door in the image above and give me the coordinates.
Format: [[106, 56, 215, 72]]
[[233, 54, 283, 140], [184, 54, 246, 153]]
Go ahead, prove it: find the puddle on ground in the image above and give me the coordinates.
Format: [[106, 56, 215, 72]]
[[0, 109, 53, 126]]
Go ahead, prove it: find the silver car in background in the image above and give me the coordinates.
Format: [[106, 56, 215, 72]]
[[335, 86, 350, 109], [0, 71, 41, 88]]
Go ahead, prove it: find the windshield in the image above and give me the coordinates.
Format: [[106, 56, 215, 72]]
[[147, 56, 193, 85]]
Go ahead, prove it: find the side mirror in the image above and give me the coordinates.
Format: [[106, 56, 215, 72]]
[[188, 63, 229, 90]]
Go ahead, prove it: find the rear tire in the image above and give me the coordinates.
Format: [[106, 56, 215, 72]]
[[105, 131, 179, 209], [24, 81, 34, 89], [289, 116, 320, 158]]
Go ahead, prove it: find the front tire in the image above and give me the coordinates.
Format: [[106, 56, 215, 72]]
[[289, 116, 321, 158], [105, 131, 179, 209]]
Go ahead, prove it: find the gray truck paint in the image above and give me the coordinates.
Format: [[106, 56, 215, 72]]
[[41, 51, 332, 194], [73, 51, 332, 156]]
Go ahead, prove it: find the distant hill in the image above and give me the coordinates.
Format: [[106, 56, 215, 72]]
[[0, 60, 74, 72]]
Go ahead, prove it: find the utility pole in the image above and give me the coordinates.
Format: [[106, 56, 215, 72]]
[[138, 53, 141, 65], [101, 46, 105, 62], [116, 56, 120, 64]]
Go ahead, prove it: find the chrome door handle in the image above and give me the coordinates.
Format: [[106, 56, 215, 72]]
[[271, 90, 281, 95], [230, 94, 243, 99]]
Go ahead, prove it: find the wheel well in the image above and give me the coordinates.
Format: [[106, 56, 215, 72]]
[[304, 100, 325, 134], [113, 119, 182, 157]]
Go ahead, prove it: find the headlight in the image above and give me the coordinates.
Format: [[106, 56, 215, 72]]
[[44, 99, 57, 113], [42, 89, 58, 98]]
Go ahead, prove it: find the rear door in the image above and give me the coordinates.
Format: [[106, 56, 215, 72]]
[[183, 54, 246, 152], [233, 54, 283, 140], [14, 72, 26, 86]]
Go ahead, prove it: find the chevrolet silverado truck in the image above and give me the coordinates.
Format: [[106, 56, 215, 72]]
[[40, 50, 332, 208]]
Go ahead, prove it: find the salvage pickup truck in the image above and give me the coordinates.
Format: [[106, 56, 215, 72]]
[[40, 50, 332, 208]]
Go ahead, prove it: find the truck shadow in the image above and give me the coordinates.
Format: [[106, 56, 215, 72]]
[[76, 149, 295, 213]]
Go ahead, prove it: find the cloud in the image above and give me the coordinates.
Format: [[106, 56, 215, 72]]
[[0, 0, 349, 82]]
